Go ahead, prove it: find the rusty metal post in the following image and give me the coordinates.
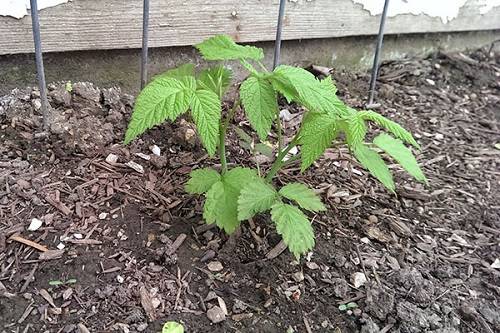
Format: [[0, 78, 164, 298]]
[[273, 0, 286, 70], [141, 0, 150, 89], [30, 0, 50, 130], [367, 0, 390, 107]]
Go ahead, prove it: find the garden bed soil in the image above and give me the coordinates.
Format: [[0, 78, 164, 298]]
[[0, 47, 499, 333]]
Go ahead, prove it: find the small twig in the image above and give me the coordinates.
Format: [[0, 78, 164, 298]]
[[9, 235, 48, 252]]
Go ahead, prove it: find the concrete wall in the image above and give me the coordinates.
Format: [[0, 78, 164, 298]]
[[1, 30, 499, 95]]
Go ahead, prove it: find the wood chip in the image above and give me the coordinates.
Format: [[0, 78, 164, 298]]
[[39, 289, 57, 308], [139, 286, 156, 321], [44, 195, 72, 215], [39, 249, 65, 260], [266, 240, 287, 259], [9, 235, 48, 252]]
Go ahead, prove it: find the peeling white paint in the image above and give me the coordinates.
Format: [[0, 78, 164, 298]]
[[0, 0, 69, 19], [353, 0, 500, 23]]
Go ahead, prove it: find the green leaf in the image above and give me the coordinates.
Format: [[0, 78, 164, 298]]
[[48, 280, 64, 286], [299, 112, 338, 171], [190, 89, 221, 156], [270, 66, 347, 116], [279, 183, 325, 212], [374, 133, 426, 183], [202, 167, 257, 233], [234, 127, 253, 145], [198, 65, 232, 99], [271, 203, 315, 259], [345, 113, 367, 148], [358, 111, 420, 149], [124, 77, 195, 144], [240, 76, 278, 141], [320, 76, 338, 95], [195, 35, 264, 61], [185, 168, 221, 194], [353, 144, 395, 192], [155, 64, 195, 80], [238, 179, 278, 220], [162, 321, 184, 333], [254, 143, 274, 158]]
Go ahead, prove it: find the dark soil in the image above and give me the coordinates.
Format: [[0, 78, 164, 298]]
[[1, 48, 499, 333]]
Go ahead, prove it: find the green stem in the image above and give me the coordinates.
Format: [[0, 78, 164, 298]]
[[276, 110, 283, 152], [219, 98, 241, 174], [257, 61, 269, 72], [265, 136, 299, 182]]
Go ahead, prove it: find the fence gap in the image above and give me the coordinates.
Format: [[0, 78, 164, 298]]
[[367, 0, 390, 107], [141, 0, 150, 89], [29, 0, 50, 130], [273, 0, 287, 70]]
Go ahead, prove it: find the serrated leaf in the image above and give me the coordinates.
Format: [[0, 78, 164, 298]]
[[198, 65, 232, 99], [162, 322, 184, 333], [345, 113, 367, 148], [374, 133, 426, 183], [195, 35, 264, 61], [270, 66, 347, 116], [353, 143, 395, 192], [155, 64, 195, 80], [124, 77, 195, 144], [359, 111, 420, 149], [190, 89, 221, 156], [240, 76, 278, 141], [299, 112, 338, 171], [238, 180, 278, 220], [185, 168, 221, 194], [271, 203, 315, 259], [320, 76, 338, 95], [279, 183, 325, 212], [202, 167, 257, 233]]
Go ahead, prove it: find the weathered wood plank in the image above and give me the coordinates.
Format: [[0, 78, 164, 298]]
[[1, 0, 499, 55]]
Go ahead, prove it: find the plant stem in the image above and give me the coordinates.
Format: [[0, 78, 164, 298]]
[[265, 135, 299, 182], [219, 98, 240, 174], [276, 110, 283, 152]]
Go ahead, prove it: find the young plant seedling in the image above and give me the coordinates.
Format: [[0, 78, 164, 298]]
[[125, 35, 426, 259]]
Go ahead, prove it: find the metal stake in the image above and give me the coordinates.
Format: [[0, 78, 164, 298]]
[[140, 0, 150, 89], [367, 0, 390, 107], [273, 0, 286, 70], [30, 0, 50, 130]]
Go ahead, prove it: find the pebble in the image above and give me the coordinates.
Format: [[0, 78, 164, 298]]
[[292, 271, 304, 282], [57, 243, 65, 250], [305, 262, 319, 270], [207, 261, 223, 272], [27, 218, 43, 231], [150, 145, 161, 156], [105, 153, 118, 164], [351, 272, 367, 289], [98, 212, 108, 220], [435, 133, 444, 140], [207, 306, 226, 323]]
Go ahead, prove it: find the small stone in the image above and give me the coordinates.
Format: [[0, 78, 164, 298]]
[[57, 243, 65, 250], [305, 262, 319, 270], [27, 218, 43, 231], [74, 233, 83, 239], [490, 258, 500, 269], [207, 306, 226, 323], [207, 261, 223, 272], [434, 133, 444, 140], [351, 272, 367, 289], [292, 271, 304, 282], [368, 215, 378, 223], [98, 212, 108, 220], [116, 275, 124, 283], [150, 145, 161, 156], [426, 79, 435, 85], [105, 153, 118, 164]]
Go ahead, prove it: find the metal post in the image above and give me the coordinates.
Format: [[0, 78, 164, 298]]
[[273, 0, 286, 70], [30, 0, 50, 130], [367, 0, 390, 107], [141, 0, 150, 89]]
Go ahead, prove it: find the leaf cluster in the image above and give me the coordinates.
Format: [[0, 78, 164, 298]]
[[125, 35, 427, 258]]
